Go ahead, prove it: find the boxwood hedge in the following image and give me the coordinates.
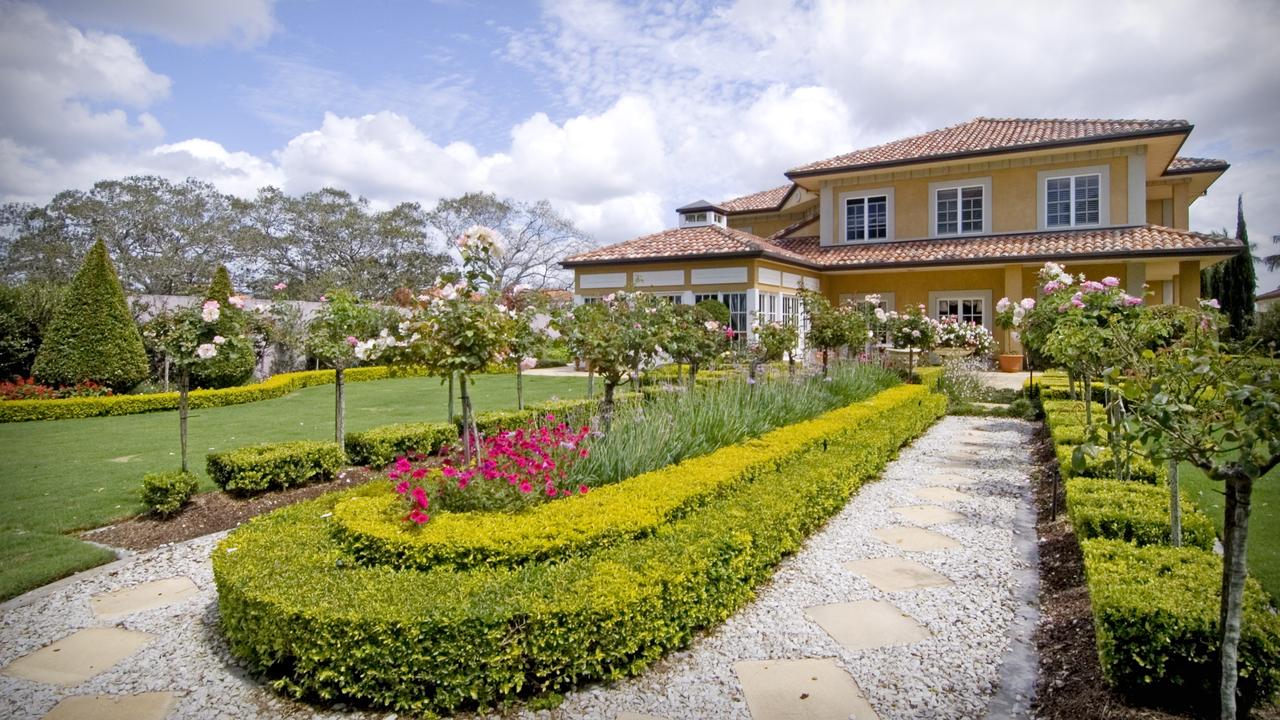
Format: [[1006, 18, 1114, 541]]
[[1082, 539, 1280, 713], [207, 440, 346, 496], [212, 384, 945, 716], [0, 365, 428, 423], [1065, 477, 1215, 550]]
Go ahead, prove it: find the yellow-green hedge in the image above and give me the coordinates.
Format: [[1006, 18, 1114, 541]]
[[1066, 477, 1215, 550], [333, 384, 934, 571], [212, 384, 944, 716], [0, 365, 429, 423]]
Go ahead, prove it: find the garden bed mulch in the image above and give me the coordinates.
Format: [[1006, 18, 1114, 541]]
[[81, 467, 381, 552], [1027, 427, 1279, 720]]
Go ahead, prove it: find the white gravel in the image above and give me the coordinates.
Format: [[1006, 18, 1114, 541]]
[[0, 414, 1037, 720]]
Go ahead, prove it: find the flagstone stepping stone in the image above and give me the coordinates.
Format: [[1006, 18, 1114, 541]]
[[41, 692, 175, 720], [871, 526, 960, 551], [734, 657, 879, 720], [912, 486, 972, 503], [842, 557, 952, 592], [805, 599, 929, 650], [616, 714, 668, 720], [891, 505, 965, 526], [928, 470, 981, 485], [1, 628, 153, 687], [90, 577, 199, 618]]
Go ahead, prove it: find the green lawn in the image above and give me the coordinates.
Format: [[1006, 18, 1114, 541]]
[[1180, 462, 1280, 602], [0, 373, 587, 600]]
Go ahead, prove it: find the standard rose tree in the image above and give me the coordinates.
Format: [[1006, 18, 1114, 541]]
[[306, 290, 385, 452], [561, 292, 665, 428]]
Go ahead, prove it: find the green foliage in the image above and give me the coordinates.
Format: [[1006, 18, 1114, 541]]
[[1066, 478, 1215, 550], [31, 240, 149, 390], [1250, 304, 1280, 357], [752, 320, 799, 363], [695, 298, 729, 325], [140, 471, 198, 517], [1211, 196, 1256, 341], [0, 282, 64, 379], [801, 290, 868, 358], [206, 265, 233, 304], [562, 293, 668, 398], [0, 365, 427, 423], [662, 304, 728, 379], [211, 385, 944, 716], [1054, 444, 1161, 484], [305, 290, 385, 370], [1081, 539, 1280, 713], [345, 422, 458, 468], [206, 440, 346, 496]]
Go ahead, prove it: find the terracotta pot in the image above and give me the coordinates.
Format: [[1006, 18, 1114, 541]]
[[998, 354, 1024, 373]]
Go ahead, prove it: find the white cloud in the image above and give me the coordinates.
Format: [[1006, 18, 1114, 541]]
[[0, 2, 169, 158], [40, 0, 276, 46]]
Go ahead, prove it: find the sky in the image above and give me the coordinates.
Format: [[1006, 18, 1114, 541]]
[[2, 0, 1279, 292]]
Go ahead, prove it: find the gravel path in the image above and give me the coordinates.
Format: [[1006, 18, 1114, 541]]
[[0, 414, 1037, 720]]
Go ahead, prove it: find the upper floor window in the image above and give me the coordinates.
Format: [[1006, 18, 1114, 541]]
[[840, 188, 893, 243], [929, 177, 990, 237], [1045, 173, 1101, 227]]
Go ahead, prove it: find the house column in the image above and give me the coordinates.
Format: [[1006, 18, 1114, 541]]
[[1177, 260, 1200, 308], [1003, 264, 1023, 353], [1125, 261, 1147, 301]]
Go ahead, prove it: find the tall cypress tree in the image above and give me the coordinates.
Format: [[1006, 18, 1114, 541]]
[[1217, 195, 1257, 340], [32, 240, 149, 389]]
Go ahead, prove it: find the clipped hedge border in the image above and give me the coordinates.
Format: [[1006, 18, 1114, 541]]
[[213, 384, 945, 716], [1066, 478, 1215, 550], [332, 385, 929, 570], [0, 365, 429, 423], [207, 440, 346, 496], [1082, 539, 1280, 712]]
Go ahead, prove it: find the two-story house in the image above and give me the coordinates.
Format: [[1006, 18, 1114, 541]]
[[560, 118, 1241, 354]]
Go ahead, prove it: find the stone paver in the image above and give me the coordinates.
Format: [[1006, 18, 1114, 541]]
[[805, 600, 929, 650], [842, 557, 952, 592], [928, 471, 981, 486], [41, 692, 175, 720], [615, 714, 669, 720], [89, 577, 198, 618], [734, 658, 879, 720], [890, 504, 965, 526], [870, 526, 960, 551], [2, 628, 152, 687], [912, 487, 971, 503]]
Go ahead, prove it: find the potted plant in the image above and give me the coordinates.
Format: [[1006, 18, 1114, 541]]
[[933, 316, 995, 360], [994, 296, 1036, 372], [887, 304, 937, 377]]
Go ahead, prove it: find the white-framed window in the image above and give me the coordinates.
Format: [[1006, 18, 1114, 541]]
[[650, 293, 682, 303], [1038, 165, 1109, 229], [581, 296, 601, 304], [695, 291, 748, 335], [756, 292, 780, 324], [927, 289, 993, 330], [839, 187, 894, 243], [929, 177, 990, 236]]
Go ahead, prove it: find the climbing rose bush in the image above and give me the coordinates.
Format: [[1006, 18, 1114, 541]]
[[388, 417, 592, 523]]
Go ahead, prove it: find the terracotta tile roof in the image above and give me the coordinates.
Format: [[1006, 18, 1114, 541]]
[[561, 224, 813, 266], [1165, 156, 1229, 175], [563, 224, 1239, 270], [1258, 287, 1280, 302], [788, 118, 1191, 176], [770, 225, 1240, 270], [719, 184, 794, 213]]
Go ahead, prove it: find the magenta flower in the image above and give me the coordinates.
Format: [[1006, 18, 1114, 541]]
[[394, 480, 410, 494], [411, 486, 430, 509], [407, 510, 429, 525]]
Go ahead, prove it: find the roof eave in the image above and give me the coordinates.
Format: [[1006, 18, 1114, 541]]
[[1163, 162, 1231, 177], [784, 126, 1193, 180], [818, 243, 1240, 272], [723, 184, 799, 216]]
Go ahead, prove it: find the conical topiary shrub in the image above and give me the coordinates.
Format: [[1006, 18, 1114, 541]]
[[189, 265, 255, 389], [32, 240, 149, 390]]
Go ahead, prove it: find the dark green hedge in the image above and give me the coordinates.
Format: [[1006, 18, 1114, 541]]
[[207, 440, 346, 496], [31, 240, 149, 391], [212, 384, 944, 716], [1083, 539, 1280, 713], [345, 421, 458, 468]]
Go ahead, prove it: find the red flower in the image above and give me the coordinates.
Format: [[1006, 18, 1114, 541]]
[[407, 510, 430, 524], [579, 485, 589, 494]]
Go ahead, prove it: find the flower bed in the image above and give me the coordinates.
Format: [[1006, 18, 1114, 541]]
[[0, 365, 429, 423], [212, 384, 945, 716]]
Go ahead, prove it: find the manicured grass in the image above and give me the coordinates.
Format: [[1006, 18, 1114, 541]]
[[0, 373, 587, 601], [1179, 461, 1280, 602]]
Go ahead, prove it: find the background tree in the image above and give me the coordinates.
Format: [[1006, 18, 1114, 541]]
[[1262, 234, 1280, 273], [32, 240, 149, 390], [1215, 196, 1257, 341], [427, 192, 595, 292], [306, 291, 383, 452], [0, 282, 64, 379], [1, 177, 233, 294]]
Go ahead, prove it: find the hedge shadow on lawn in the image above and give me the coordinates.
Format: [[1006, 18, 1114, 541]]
[[212, 385, 945, 716]]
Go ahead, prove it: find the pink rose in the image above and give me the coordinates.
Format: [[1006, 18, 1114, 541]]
[[1102, 276, 1120, 287]]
